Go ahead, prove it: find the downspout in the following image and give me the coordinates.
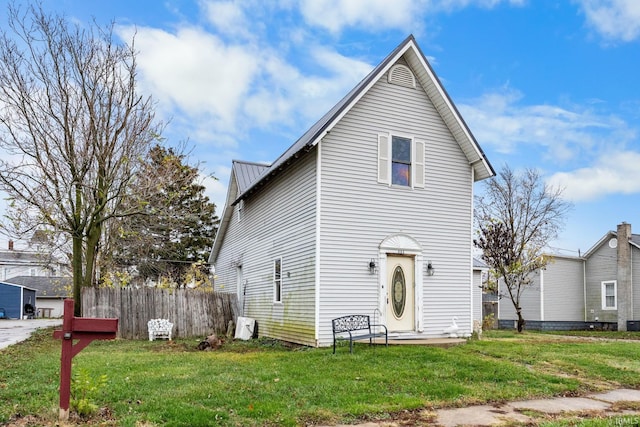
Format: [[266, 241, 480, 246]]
[[583, 258, 587, 321], [20, 286, 24, 320], [314, 140, 322, 347], [539, 269, 544, 321], [469, 168, 475, 334]]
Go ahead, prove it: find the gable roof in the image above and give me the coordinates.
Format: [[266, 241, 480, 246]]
[[0, 249, 47, 264], [583, 230, 640, 258], [3, 276, 70, 298], [473, 258, 489, 270], [232, 34, 494, 206], [0, 280, 36, 293], [234, 160, 270, 194], [210, 35, 495, 264]]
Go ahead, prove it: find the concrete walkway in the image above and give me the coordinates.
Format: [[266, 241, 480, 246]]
[[436, 388, 640, 426], [329, 388, 640, 426], [0, 318, 63, 350]]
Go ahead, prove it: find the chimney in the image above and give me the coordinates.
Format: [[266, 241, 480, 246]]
[[617, 222, 632, 331], [8, 240, 13, 251]]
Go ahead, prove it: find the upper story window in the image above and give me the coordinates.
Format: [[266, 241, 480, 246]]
[[601, 280, 617, 310], [378, 133, 425, 188], [392, 136, 411, 186]]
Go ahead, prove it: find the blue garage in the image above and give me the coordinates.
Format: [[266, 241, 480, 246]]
[[0, 281, 37, 319]]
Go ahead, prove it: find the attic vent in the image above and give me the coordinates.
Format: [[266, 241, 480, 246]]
[[388, 64, 415, 89]]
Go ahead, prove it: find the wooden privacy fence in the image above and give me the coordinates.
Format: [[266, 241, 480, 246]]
[[81, 287, 239, 340]]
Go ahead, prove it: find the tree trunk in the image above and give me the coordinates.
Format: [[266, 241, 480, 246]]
[[84, 222, 101, 288], [72, 233, 83, 316], [516, 308, 526, 333]]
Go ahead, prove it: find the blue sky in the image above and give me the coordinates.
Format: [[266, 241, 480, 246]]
[[1, 0, 639, 256]]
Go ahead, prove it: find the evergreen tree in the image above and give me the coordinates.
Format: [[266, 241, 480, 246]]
[[104, 145, 219, 287]]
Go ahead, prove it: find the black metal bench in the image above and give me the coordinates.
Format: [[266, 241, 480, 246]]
[[332, 315, 387, 354]]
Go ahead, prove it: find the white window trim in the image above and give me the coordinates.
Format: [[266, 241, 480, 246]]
[[601, 280, 617, 310], [237, 199, 244, 222], [273, 257, 283, 304], [377, 132, 425, 189]]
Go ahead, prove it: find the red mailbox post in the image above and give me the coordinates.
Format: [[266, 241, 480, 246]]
[[53, 299, 118, 420]]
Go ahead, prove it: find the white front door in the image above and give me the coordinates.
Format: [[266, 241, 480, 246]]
[[386, 255, 415, 332]]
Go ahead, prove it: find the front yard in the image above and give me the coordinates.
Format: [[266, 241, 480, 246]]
[[1, 329, 640, 426]]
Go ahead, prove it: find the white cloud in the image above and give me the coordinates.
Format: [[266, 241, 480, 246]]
[[200, 1, 252, 38], [299, 0, 524, 33], [578, 0, 640, 42], [243, 46, 373, 128], [300, 0, 423, 34], [116, 8, 372, 210], [436, 0, 525, 10], [459, 88, 635, 161], [199, 169, 229, 212], [547, 151, 640, 201], [117, 25, 259, 131]]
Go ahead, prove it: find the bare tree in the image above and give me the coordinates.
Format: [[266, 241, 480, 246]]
[[0, 4, 161, 314], [474, 165, 572, 332]]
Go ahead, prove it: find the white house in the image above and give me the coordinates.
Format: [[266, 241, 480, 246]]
[[0, 238, 68, 281], [209, 35, 495, 347]]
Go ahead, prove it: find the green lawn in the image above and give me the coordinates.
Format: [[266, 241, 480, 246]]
[[1, 329, 640, 426]]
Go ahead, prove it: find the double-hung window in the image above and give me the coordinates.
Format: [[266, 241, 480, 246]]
[[601, 280, 617, 310], [273, 258, 282, 303], [377, 133, 425, 188]]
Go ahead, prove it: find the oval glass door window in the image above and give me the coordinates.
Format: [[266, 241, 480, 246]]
[[392, 266, 406, 318]]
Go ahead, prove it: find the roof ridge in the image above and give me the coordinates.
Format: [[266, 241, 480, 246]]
[[232, 159, 270, 167]]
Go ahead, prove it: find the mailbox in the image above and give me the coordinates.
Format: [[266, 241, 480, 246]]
[[54, 299, 118, 420]]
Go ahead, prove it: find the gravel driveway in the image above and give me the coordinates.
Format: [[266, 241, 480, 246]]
[[0, 319, 63, 350]]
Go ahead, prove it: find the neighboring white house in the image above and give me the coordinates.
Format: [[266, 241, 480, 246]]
[[209, 35, 495, 347], [498, 222, 640, 331], [0, 238, 68, 281], [473, 257, 489, 328]]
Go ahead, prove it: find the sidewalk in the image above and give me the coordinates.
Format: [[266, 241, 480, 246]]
[[330, 388, 640, 426], [0, 318, 63, 350]]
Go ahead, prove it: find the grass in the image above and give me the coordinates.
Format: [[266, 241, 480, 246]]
[[1, 329, 640, 426]]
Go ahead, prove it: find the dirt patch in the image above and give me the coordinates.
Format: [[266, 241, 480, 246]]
[[3, 407, 116, 427]]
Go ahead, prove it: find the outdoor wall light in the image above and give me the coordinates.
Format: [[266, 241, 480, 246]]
[[426, 261, 435, 276], [368, 259, 377, 274]]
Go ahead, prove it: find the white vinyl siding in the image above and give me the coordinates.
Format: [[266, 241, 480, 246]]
[[602, 281, 617, 310], [214, 152, 317, 346], [542, 257, 585, 321], [498, 276, 542, 321], [498, 257, 586, 322], [472, 270, 484, 324], [317, 59, 474, 345], [585, 241, 619, 322]]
